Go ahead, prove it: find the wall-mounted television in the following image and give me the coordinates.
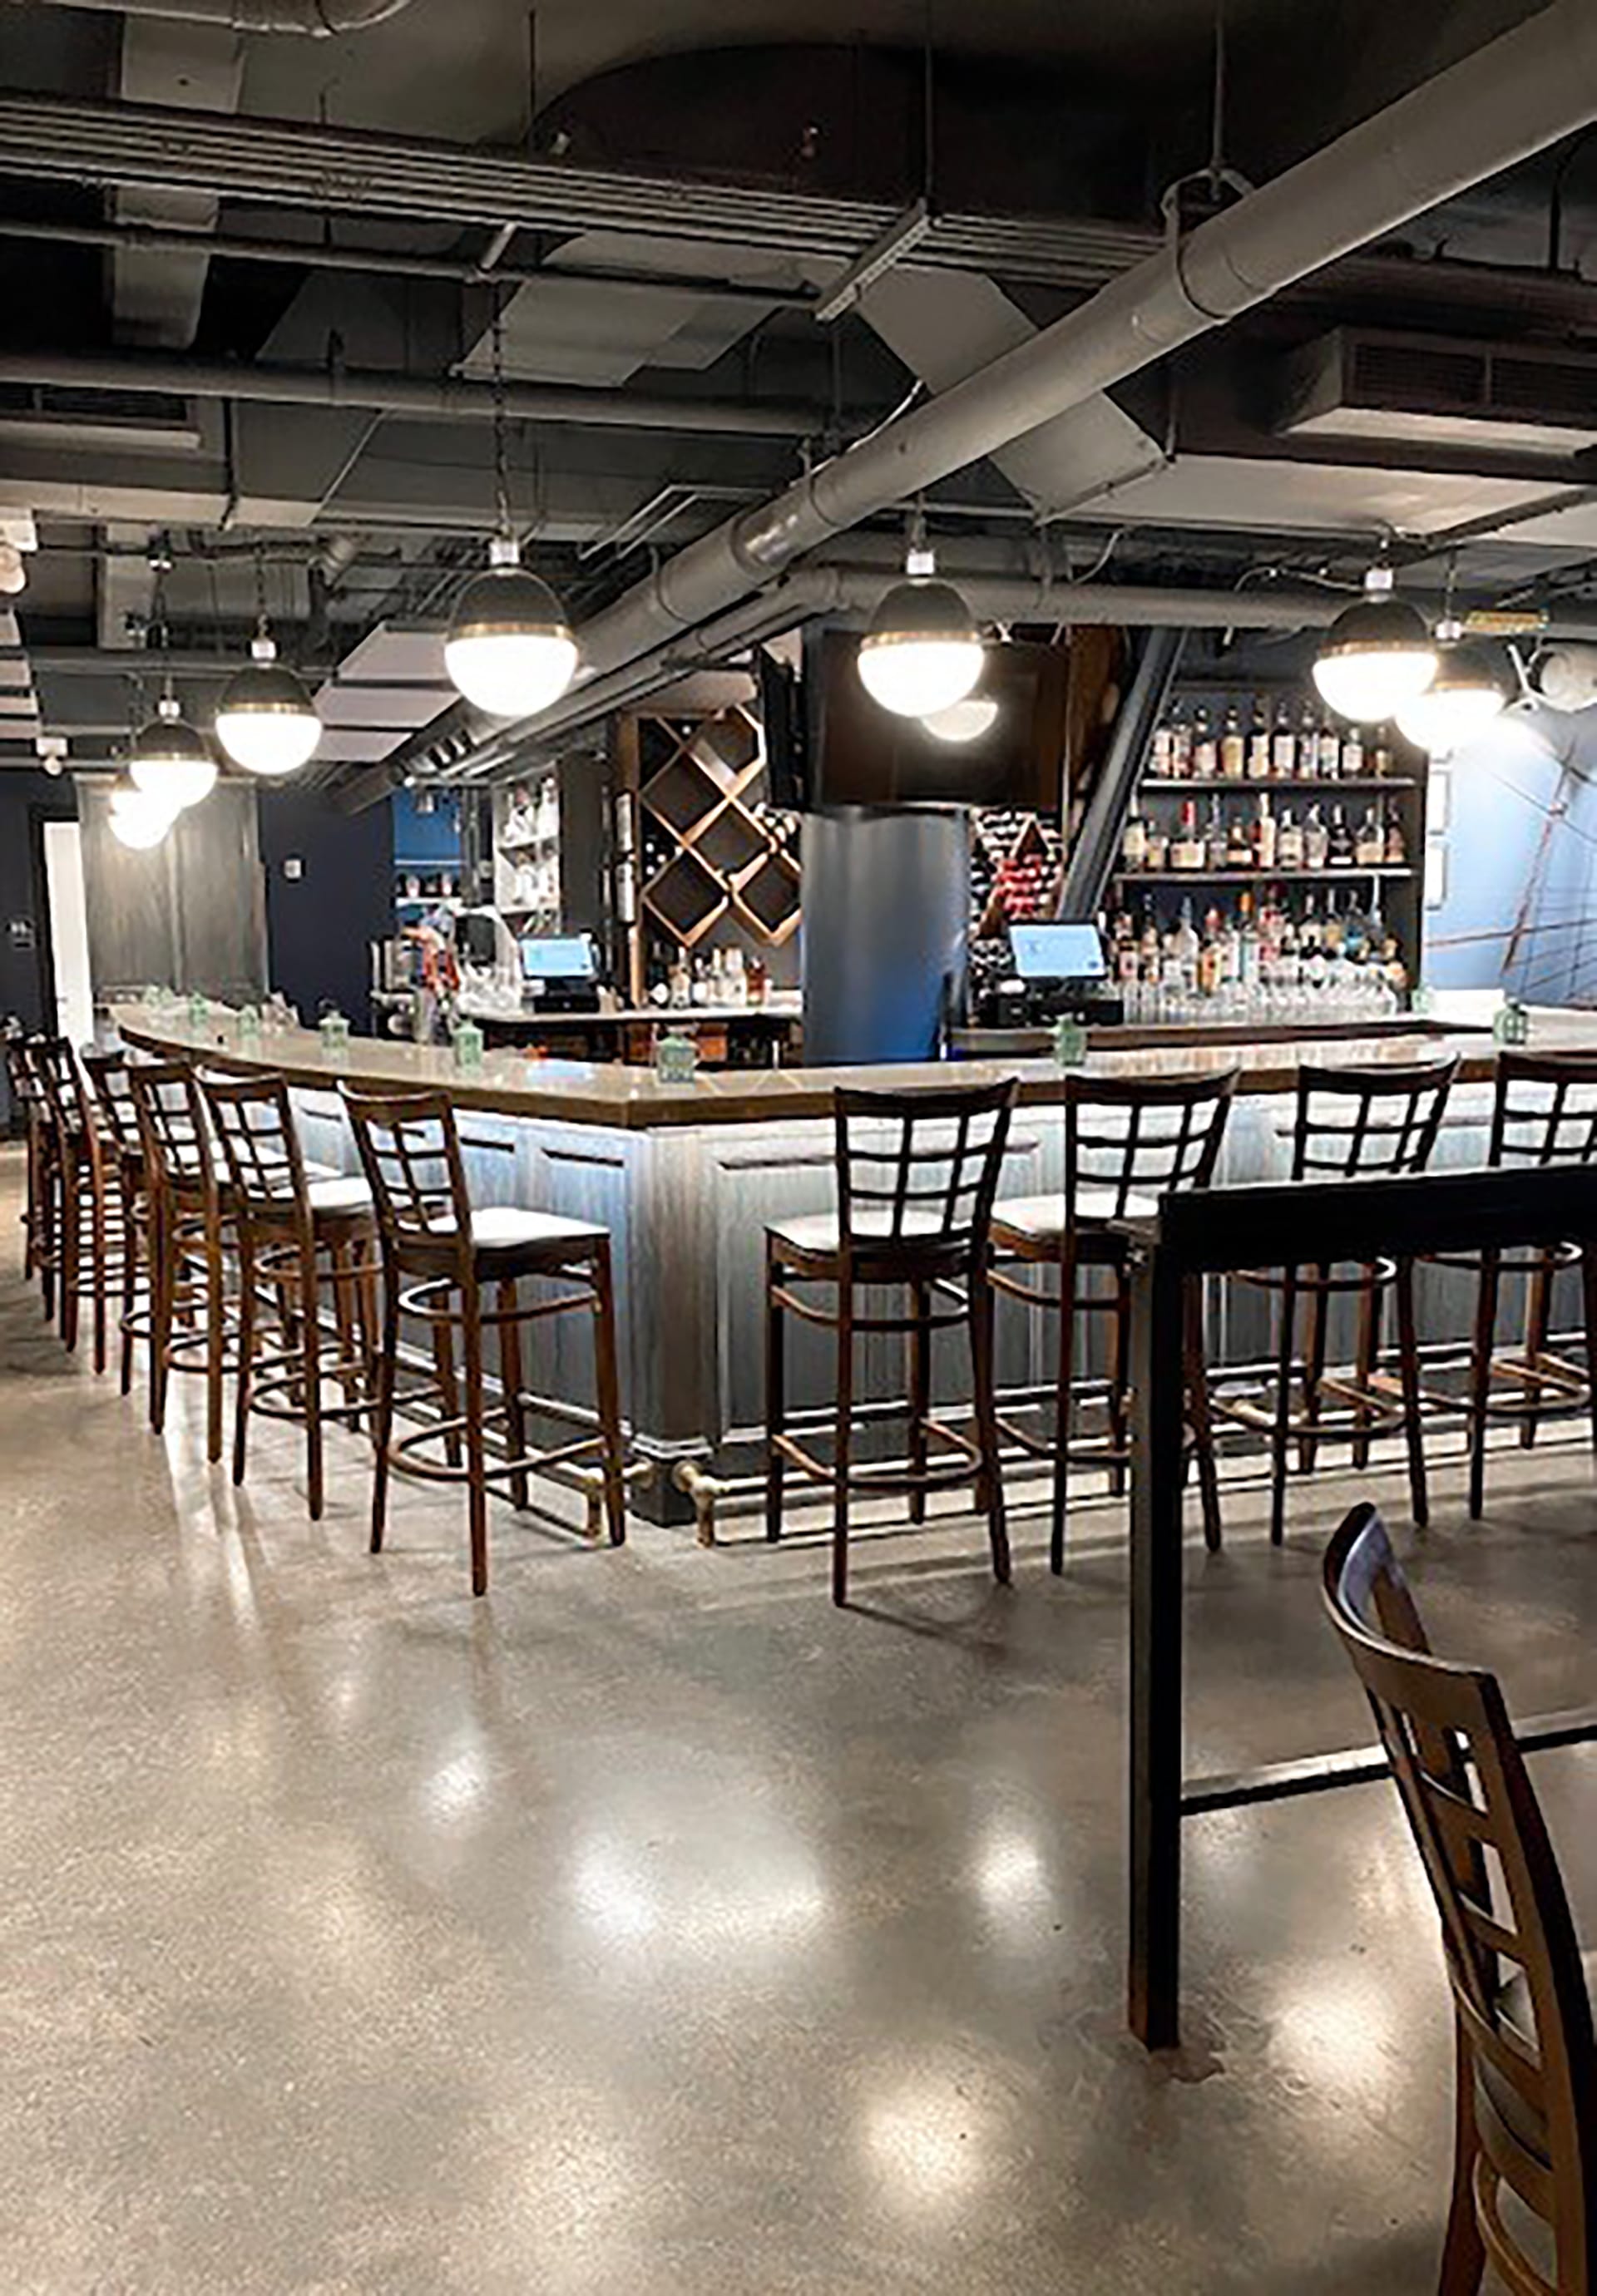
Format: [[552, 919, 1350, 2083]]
[[807, 628, 1067, 812]]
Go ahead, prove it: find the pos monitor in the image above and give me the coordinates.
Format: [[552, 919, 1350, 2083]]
[[1008, 922, 1107, 983]]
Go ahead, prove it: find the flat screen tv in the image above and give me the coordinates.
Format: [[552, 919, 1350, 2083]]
[[808, 628, 1067, 812]]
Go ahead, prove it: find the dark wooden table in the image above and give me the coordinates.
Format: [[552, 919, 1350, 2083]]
[[1124, 1162, 1597, 2050]]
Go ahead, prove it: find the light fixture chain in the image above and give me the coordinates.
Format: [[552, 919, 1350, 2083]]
[[490, 284, 513, 541]]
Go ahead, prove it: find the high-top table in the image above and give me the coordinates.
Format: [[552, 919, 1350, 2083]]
[[114, 1002, 1597, 1524]]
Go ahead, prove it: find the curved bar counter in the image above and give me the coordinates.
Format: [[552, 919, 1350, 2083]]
[[115, 1003, 1597, 1528]]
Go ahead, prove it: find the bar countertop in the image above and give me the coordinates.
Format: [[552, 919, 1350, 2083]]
[[112, 1000, 1597, 1133]]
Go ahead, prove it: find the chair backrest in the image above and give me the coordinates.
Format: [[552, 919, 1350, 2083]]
[[1063, 1069, 1237, 1220], [832, 1079, 1016, 1262], [82, 1049, 142, 1162], [1323, 1504, 1595, 2291], [1291, 1057, 1456, 1181], [1490, 1048, 1597, 1171], [200, 1069, 309, 1218], [344, 1087, 471, 1257], [30, 1034, 89, 1147], [129, 1059, 215, 1199], [3, 1031, 41, 1113]]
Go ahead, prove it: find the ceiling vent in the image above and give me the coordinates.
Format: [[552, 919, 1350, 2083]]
[[0, 383, 202, 454], [1274, 328, 1597, 457]]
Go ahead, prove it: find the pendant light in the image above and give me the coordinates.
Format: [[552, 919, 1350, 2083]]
[[444, 290, 578, 720], [1313, 560, 1438, 723], [858, 515, 985, 719], [127, 545, 218, 811], [922, 694, 1000, 744], [109, 775, 178, 850], [214, 549, 322, 778], [1395, 618, 1507, 754]]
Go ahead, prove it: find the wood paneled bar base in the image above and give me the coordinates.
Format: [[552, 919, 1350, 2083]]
[[114, 1005, 1597, 1525]]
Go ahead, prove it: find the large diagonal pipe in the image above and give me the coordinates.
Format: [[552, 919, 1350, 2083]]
[[11, 0, 411, 33], [438, 0, 1597, 764]]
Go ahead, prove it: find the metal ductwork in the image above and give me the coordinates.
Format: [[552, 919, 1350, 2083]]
[[413, 0, 1597, 778], [15, 0, 412, 33], [0, 349, 827, 440]]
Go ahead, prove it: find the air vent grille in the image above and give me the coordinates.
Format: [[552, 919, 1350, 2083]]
[[1278, 327, 1597, 448]]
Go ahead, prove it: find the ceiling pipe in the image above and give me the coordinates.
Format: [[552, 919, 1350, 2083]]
[[0, 348, 828, 440], [416, 0, 1597, 774], [12, 0, 413, 32]]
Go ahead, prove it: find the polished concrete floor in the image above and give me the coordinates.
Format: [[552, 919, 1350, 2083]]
[[2, 1151, 1594, 2294]]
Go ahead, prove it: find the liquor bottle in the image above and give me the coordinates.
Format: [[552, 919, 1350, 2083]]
[[1323, 893, 1345, 958], [1277, 910, 1302, 987], [1382, 802, 1407, 867], [1371, 729, 1394, 778], [1317, 717, 1342, 780], [1145, 817, 1170, 871], [1302, 919, 1328, 995], [1172, 801, 1204, 872], [1151, 722, 1174, 777], [1255, 792, 1278, 871], [1205, 795, 1229, 871], [1303, 804, 1331, 871], [1301, 893, 1323, 957], [1328, 804, 1356, 867], [1220, 705, 1246, 781], [1169, 710, 1193, 778], [1277, 804, 1305, 871], [1122, 807, 1149, 871], [1139, 901, 1161, 975], [1237, 891, 1261, 990], [1340, 724, 1364, 778], [1298, 704, 1320, 779], [1226, 807, 1253, 870], [1343, 901, 1367, 965], [1173, 899, 1200, 988], [1272, 700, 1297, 781], [1193, 708, 1219, 779], [1115, 916, 1140, 986], [1197, 916, 1222, 997], [1247, 702, 1272, 781], [1354, 805, 1386, 867]]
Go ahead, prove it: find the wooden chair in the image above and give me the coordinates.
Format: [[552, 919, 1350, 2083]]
[[129, 1058, 235, 1454], [764, 1078, 1016, 1607], [1432, 1050, 1597, 1520], [32, 1034, 135, 1375], [1323, 1503, 1595, 2294], [82, 1049, 151, 1396], [201, 1070, 378, 1522], [4, 1031, 56, 1311], [1219, 1058, 1456, 1546], [988, 1068, 1237, 1571], [344, 1087, 628, 1596]]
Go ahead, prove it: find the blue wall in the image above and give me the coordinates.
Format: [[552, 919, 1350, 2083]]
[[261, 785, 393, 1032], [1422, 704, 1597, 1005]]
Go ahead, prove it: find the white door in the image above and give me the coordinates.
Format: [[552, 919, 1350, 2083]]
[[42, 818, 93, 1049]]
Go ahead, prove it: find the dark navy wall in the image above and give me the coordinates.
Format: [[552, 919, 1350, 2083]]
[[0, 772, 77, 1128], [260, 785, 392, 1033]]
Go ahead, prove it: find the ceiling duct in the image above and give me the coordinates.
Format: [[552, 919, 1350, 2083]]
[[1276, 326, 1597, 457], [27, 0, 412, 34]]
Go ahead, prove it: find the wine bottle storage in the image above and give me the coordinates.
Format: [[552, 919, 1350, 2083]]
[[630, 702, 802, 960]]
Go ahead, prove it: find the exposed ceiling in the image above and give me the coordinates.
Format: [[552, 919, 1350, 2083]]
[[2, 0, 1597, 793]]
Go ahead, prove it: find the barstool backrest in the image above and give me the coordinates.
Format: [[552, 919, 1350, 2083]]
[[344, 1087, 471, 1257], [3, 1031, 41, 1113], [129, 1059, 215, 1197], [31, 1035, 89, 1145], [1490, 1048, 1597, 1169], [1323, 1503, 1597, 2284], [1291, 1057, 1456, 1181], [1064, 1069, 1237, 1219], [833, 1079, 1016, 1263], [82, 1049, 142, 1162], [201, 1069, 309, 1215]]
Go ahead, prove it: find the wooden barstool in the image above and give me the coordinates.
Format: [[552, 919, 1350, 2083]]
[[1434, 1048, 1597, 1518], [988, 1068, 1237, 1572], [82, 1049, 151, 1396], [1216, 1057, 1456, 1545], [201, 1069, 378, 1521], [4, 1032, 55, 1309], [764, 1079, 1016, 1607], [129, 1058, 236, 1455], [32, 1034, 136, 1375], [344, 1087, 628, 1596]]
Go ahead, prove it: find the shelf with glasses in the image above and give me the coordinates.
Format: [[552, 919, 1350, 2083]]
[[1138, 778, 1417, 794]]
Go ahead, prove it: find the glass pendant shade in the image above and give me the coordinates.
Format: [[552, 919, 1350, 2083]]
[[922, 694, 1000, 744], [1313, 567, 1438, 723], [444, 538, 578, 719], [858, 575, 985, 718], [129, 696, 217, 809], [109, 778, 176, 849], [1395, 641, 1507, 754], [215, 634, 322, 777]]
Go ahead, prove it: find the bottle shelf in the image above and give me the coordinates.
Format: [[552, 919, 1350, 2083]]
[[1113, 867, 1413, 883], [1138, 778, 1417, 794]]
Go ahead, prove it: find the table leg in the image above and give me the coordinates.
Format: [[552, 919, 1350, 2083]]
[[1130, 1231, 1188, 2052]]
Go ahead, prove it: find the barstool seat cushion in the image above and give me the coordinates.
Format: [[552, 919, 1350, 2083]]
[[1476, 1947, 1596, 2165], [307, 1173, 375, 1219], [768, 1207, 951, 1259], [991, 1187, 1159, 1242]]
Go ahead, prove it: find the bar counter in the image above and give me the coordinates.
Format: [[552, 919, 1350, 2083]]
[[112, 1001, 1597, 1525]]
